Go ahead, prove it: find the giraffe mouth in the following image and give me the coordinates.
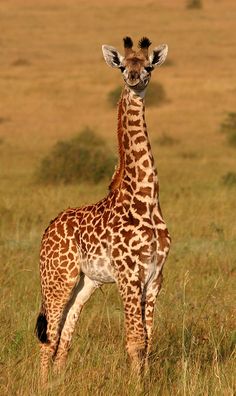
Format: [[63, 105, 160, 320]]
[[127, 80, 148, 91], [126, 79, 140, 87]]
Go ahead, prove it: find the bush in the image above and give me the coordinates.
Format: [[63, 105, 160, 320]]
[[36, 128, 116, 184], [108, 81, 167, 107], [156, 133, 179, 146], [186, 0, 202, 9], [108, 86, 122, 107], [222, 172, 236, 187], [220, 112, 236, 146], [163, 58, 175, 67]]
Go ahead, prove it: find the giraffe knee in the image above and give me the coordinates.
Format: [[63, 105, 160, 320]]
[[127, 338, 147, 362]]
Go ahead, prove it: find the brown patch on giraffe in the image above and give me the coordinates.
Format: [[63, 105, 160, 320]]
[[125, 156, 133, 167], [137, 167, 146, 181], [133, 149, 146, 161], [130, 99, 140, 107], [102, 210, 110, 226], [141, 227, 154, 242], [131, 239, 141, 247], [133, 197, 147, 215], [153, 271, 163, 289], [137, 245, 150, 262], [128, 119, 140, 127], [130, 279, 140, 288], [139, 266, 145, 282], [134, 135, 146, 145], [126, 166, 136, 178], [154, 183, 159, 196], [122, 211, 140, 227], [121, 229, 135, 245], [116, 261, 127, 272], [60, 213, 69, 222], [87, 225, 93, 234], [112, 248, 120, 258], [126, 256, 135, 270], [129, 129, 142, 137], [137, 187, 152, 198], [127, 109, 139, 116], [159, 236, 171, 252], [60, 240, 70, 253], [90, 234, 99, 244], [117, 243, 128, 254], [56, 223, 65, 238], [148, 174, 154, 182], [70, 267, 79, 278]]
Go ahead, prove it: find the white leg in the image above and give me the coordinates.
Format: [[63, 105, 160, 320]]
[[53, 274, 99, 372]]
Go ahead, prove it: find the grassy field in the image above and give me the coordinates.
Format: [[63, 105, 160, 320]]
[[0, 0, 235, 394]]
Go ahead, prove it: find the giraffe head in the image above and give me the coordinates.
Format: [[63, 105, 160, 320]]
[[102, 37, 168, 94]]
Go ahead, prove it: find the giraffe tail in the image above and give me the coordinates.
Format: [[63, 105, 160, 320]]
[[35, 306, 48, 343]]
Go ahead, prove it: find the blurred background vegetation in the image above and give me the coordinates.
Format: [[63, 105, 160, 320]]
[[36, 127, 116, 184]]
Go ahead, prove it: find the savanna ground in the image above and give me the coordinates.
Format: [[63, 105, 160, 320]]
[[0, 0, 235, 395]]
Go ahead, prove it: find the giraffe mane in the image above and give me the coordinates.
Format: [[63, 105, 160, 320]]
[[109, 97, 125, 191]]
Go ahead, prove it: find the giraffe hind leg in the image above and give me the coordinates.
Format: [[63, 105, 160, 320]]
[[53, 274, 99, 374], [37, 271, 80, 387]]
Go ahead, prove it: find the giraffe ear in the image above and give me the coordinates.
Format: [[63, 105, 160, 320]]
[[149, 44, 168, 67], [102, 45, 124, 68]]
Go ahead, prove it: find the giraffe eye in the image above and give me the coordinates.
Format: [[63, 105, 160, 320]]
[[119, 66, 125, 72], [145, 66, 153, 73]]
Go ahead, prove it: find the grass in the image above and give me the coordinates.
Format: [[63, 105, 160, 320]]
[[0, 0, 236, 395]]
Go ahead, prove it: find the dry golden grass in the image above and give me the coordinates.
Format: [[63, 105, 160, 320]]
[[0, 0, 235, 395]]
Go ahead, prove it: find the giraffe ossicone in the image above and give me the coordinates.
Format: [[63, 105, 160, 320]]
[[36, 36, 171, 388]]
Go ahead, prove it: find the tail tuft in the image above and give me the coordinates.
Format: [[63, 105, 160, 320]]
[[35, 312, 48, 343]]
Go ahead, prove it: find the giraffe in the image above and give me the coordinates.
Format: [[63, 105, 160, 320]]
[[35, 36, 171, 387]]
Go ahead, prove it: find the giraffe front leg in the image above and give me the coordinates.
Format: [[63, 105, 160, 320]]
[[142, 270, 163, 371], [118, 276, 147, 377]]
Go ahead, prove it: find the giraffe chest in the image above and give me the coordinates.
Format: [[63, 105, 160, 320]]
[[75, 197, 170, 284]]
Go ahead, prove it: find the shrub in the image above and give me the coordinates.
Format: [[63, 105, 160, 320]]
[[220, 112, 236, 146], [146, 82, 167, 106], [0, 116, 10, 124], [180, 151, 199, 159], [222, 172, 236, 187], [11, 58, 31, 67], [156, 133, 179, 146], [108, 81, 167, 108], [36, 128, 116, 184], [108, 86, 122, 107], [163, 58, 175, 67], [186, 0, 202, 9]]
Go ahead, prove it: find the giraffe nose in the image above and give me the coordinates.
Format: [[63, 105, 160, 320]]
[[129, 71, 139, 81]]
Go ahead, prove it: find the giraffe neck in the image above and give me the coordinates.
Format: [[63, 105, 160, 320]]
[[110, 86, 159, 199]]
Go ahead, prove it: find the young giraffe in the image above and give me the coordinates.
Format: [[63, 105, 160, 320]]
[[36, 36, 171, 387]]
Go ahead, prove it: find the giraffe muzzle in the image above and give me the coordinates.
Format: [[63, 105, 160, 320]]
[[127, 71, 140, 86]]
